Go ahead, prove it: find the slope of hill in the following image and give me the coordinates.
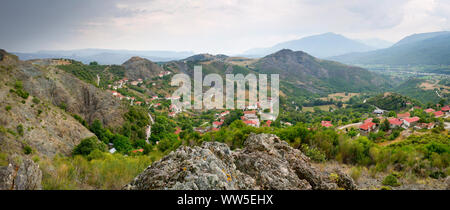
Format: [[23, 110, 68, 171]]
[[0, 50, 96, 157], [250, 49, 392, 94], [0, 50, 126, 128], [330, 31, 450, 65], [394, 78, 448, 104], [122, 56, 165, 80], [243, 32, 374, 58], [366, 92, 420, 111]]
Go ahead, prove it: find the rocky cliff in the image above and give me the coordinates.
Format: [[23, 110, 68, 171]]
[[0, 157, 42, 190], [124, 133, 357, 190]]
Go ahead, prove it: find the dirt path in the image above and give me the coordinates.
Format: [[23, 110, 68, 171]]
[[338, 122, 362, 130]]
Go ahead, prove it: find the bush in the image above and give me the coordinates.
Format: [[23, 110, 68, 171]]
[[73, 137, 107, 156], [32, 97, 40, 104], [350, 167, 362, 182], [24, 145, 33, 155], [301, 144, 326, 162], [382, 174, 401, 187], [5, 105, 11, 111], [17, 124, 24, 136]]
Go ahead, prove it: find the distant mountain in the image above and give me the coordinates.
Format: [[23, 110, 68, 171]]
[[12, 49, 195, 64], [355, 38, 393, 49], [251, 49, 391, 94], [243, 32, 374, 58], [330, 31, 450, 65]]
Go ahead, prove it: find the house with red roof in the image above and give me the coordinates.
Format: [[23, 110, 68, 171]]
[[441, 105, 450, 112], [174, 127, 181, 135], [425, 108, 435, 113], [213, 121, 224, 128], [388, 118, 403, 128], [397, 112, 410, 119], [132, 149, 144, 153], [244, 120, 259, 127], [434, 111, 444, 118], [415, 122, 435, 130], [402, 117, 420, 127], [364, 118, 373, 123], [359, 121, 376, 133], [321, 121, 333, 128]]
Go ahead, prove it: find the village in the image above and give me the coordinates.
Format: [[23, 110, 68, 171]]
[[102, 73, 449, 154]]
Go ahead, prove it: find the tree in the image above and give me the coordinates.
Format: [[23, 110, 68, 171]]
[[112, 134, 132, 153], [380, 119, 390, 132], [73, 137, 107, 156]]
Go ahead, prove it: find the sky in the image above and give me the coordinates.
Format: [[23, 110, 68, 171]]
[[1, 0, 449, 54]]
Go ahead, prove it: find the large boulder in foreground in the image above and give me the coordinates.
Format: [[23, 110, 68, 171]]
[[124, 133, 357, 190], [0, 158, 42, 190]]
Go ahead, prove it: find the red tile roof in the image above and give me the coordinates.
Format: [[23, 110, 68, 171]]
[[359, 122, 376, 131], [441, 106, 450, 111], [244, 110, 256, 115], [174, 127, 181, 135], [434, 111, 444, 117], [364, 118, 373, 123], [425, 108, 435, 113], [132, 149, 144, 153], [388, 118, 403, 125], [213, 121, 224, 126], [321, 121, 333, 127], [403, 117, 420, 123], [397, 112, 410, 118], [244, 120, 258, 125]]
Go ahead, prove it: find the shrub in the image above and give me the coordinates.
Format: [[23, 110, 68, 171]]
[[17, 124, 24, 136], [24, 145, 33, 155], [301, 144, 326, 162], [382, 174, 401, 187], [5, 105, 11, 111], [32, 97, 40, 104], [73, 137, 107, 156], [350, 167, 362, 182]]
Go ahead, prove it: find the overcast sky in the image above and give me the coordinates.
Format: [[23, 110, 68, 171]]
[[1, 0, 449, 54]]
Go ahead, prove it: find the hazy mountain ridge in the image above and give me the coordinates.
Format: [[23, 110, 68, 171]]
[[12, 49, 195, 65], [243, 32, 375, 58], [330, 31, 450, 65]]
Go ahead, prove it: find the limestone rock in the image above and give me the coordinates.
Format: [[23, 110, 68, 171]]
[[125, 133, 357, 190]]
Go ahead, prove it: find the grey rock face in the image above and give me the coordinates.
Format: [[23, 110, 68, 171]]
[[125, 133, 357, 190], [0, 158, 42, 190]]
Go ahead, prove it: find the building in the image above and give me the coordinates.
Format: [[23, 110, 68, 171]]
[[402, 117, 420, 128], [244, 120, 259, 127], [373, 109, 384, 115], [415, 122, 435, 130], [321, 121, 333, 128], [397, 112, 410, 119], [425, 108, 435, 113], [441, 105, 450, 112], [212, 121, 224, 128], [388, 118, 403, 128], [434, 111, 444, 118], [220, 111, 230, 117], [359, 121, 376, 133]]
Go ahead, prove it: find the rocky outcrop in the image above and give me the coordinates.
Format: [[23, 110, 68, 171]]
[[124, 133, 357, 190], [0, 158, 42, 190]]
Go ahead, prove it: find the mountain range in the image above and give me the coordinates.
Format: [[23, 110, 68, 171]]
[[330, 31, 450, 65], [12, 49, 195, 65], [242, 32, 379, 58]]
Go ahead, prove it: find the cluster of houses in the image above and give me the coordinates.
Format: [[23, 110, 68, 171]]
[[357, 105, 450, 134], [108, 77, 144, 90], [158, 71, 172, 78], [241, 110, 260, 127]]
